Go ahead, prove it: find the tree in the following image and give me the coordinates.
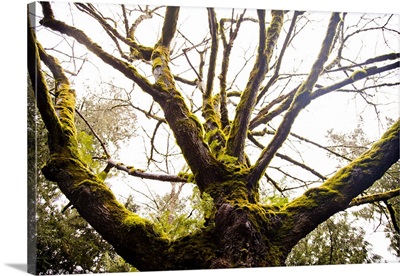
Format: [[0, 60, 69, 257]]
[[325, 120, 400, 259], [28, 2, 399, 270], [28, 76, 137, 274], [286, 213, 383, 265]]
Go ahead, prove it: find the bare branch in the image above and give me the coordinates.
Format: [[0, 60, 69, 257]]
[[265, 174, 285, 195], [312, 62, 400, 99], [248, 134, 327, 181], [385, 201, 400, 234], [107, 159, 188, 183], [39, 2, 159, 99], [74, 3, 153, 61], [75, 108, 111, 158], [219, 9, 247, 129], [257, 10, 303, 103]]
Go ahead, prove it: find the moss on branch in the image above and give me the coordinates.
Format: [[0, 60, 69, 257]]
[[349, 188, 400, 207], [277, 120, 399, 250], [39, 3, 158, 99], [151, 45, 175, 90], [27, 18, 63, 145], [226, 10, 284, 164]]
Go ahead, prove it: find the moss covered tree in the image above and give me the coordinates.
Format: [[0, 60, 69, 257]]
[[28, 2, 399, 271]]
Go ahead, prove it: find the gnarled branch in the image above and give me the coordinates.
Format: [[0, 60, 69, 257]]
[[280, 119, 400, 250], [249, 12, 341, 184]]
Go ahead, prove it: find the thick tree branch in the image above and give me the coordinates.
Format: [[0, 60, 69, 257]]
[[199, 8, 229, 159], [280, 119, 400, 251], [41, 156, 170, 271], [34, 41, 79, 159], [144, 9, 226, 190], [227, 10, 284, 163], [157, 6, 180, 48], [31, 7, 171, 270], [249, 13, 341, 183], [200, 8, 224, 144], [39, 2, 159, 99], [28, 14, 63, 151]]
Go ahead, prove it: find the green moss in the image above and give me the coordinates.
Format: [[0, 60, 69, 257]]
[[123, 213, 148, 230], [166, 228, 217, 270], [303, 186, 340, 199], [177, 171, 196, 183], [282, 194, 318, 212], [205, 180, 248, 203], [97, 170, 108, 181], [151, 45, 175, 90], [152, 56, 163, 69], [127, 166, 136, 174], [283, 186, 339, 212], [189, 112, 205, 138]]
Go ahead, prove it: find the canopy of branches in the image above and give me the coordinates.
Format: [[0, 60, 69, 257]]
[[27, 1, 399, 272]]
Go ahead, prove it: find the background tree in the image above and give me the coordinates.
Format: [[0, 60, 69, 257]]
[[28, 2, 399, 271], [28, 77, 138, 274], [286, 213, 382, 265], [326, 120, 400, 259], [286, 120, 400, 265]]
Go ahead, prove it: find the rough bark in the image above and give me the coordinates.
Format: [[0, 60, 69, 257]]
[[226, 10, 284, 164]]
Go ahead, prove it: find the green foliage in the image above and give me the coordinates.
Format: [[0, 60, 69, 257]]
[[286, 213, 382, 265], [75, 80, 138, 155], [142, 185, 215, 240], [28, 78, 137, 274], [326, 118, 400, 258], [76, 131, 96, 166], [36, 207, 134, 274], [261, 194, 289, 207]]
